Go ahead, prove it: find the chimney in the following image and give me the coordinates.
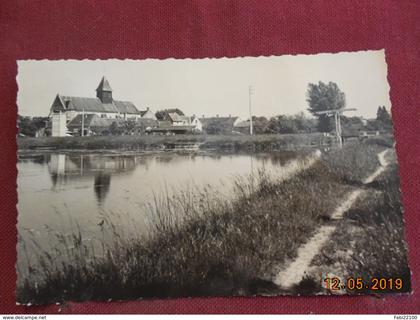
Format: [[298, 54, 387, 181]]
[[216, 114, 219, 118], [202, 114, 204, 118]]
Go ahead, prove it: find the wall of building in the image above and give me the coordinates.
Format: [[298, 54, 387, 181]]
[[191, 118, 203, 132], [123, 114, 142, 120], [52, 112, 67, 137]]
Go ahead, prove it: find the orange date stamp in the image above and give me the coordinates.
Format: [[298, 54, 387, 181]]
[[324, 276, 404, 291]]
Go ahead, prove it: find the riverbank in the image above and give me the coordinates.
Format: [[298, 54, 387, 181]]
[[17, 133, 327, 152], [308, 149, 411, 294], [17, 140, 404, 304]]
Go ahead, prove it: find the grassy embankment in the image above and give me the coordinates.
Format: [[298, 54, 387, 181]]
[[17, 133, 328, 152], [17, 139, 403, 304], [309, 148, 411, 294]]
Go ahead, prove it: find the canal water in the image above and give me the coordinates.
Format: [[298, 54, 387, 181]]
[[16, 150, 311, 279]]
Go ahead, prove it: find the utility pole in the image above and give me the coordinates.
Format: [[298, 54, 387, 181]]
[[81, 108, 85, 137], [249, 85, 254, 135]]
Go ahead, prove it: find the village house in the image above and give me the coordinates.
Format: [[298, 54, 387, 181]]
[[66, 114, 112, 136], [167, 112, 190, 126], [49, 77, 156, 136], [148, 112, 202, 135], [190, 115, 203, 132], [139, 107, 156, 119]]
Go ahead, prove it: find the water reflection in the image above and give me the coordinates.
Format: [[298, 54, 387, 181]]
[[48, 154, 137, 177], [94, 173, 111, 205], [44, 153, 137, 203]]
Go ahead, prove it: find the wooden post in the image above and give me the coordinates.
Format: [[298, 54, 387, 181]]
[[333, 112, 342, 148], [249, 85, 254, 135], [337, 113, 342, 148], [314, 108, 357, 149]]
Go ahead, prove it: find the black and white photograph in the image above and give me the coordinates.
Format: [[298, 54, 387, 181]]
[[16, 50, 410, 304]]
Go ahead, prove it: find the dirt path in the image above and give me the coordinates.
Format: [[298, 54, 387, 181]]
[[363, 148, 389, 184], [273, 148, 390, 290]]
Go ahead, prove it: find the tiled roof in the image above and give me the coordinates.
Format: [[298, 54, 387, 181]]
[[96, 76, 113, 92], [59, 96, 140, 114], [61, 96, 116, 113], [113, 100, 140, 114], [168, 112, 189, 122], [139, 108, 153, 117]]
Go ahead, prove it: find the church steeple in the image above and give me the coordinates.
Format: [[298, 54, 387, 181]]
[[96, 76, 113, 103]]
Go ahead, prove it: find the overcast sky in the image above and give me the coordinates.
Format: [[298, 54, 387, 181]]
[[17, 50, 390, 119]]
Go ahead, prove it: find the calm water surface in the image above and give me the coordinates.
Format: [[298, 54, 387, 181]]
[[17, 150, 307, 274], [18, 151, 304, 230]]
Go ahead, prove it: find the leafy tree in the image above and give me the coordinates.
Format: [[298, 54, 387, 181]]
[[365, 119, 380, 131], [109, 121, 123, 135], [265, 113, 317, 134], [265, 115, 296, 134], [340, 116, 365, 136], [122, 120, 137, 135], [292, 112, 318, 133], [136, 119, 158, 134], [205, 121, 231, 134], [251, 116, 269, 134], [306, 81, 346, 132], [17, 115, 49, 137], [376, 106, 392, 131]]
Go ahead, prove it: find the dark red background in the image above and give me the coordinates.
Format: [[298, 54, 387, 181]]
[[1, 0, 419, 314]]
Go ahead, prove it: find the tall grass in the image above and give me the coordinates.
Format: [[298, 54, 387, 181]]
[[17, 141, 394, 303], [340, 160, 410, 293], [311, 149, 410, 294], [322, 142, 383, 183]]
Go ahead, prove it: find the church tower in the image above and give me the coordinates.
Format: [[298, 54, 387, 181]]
[[96, 76, 113, 103]]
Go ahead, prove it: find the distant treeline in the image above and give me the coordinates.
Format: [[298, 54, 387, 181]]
[[237, 107, 391, 135], [17, 106, 393, 138]]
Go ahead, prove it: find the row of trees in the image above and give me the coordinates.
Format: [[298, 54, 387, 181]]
[[239, 107, 391, 136], [306, 81, 393, 133], [246, 113, 317, 134]]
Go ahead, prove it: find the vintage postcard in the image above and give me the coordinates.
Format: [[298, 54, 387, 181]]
[[16, 50, 410, 304]]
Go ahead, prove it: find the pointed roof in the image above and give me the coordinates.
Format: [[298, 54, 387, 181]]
[[55, 95, 140, 114], [96, 76, 113, 92]]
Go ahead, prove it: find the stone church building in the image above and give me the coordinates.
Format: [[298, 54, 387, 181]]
[[50, 77, 156, 136]]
